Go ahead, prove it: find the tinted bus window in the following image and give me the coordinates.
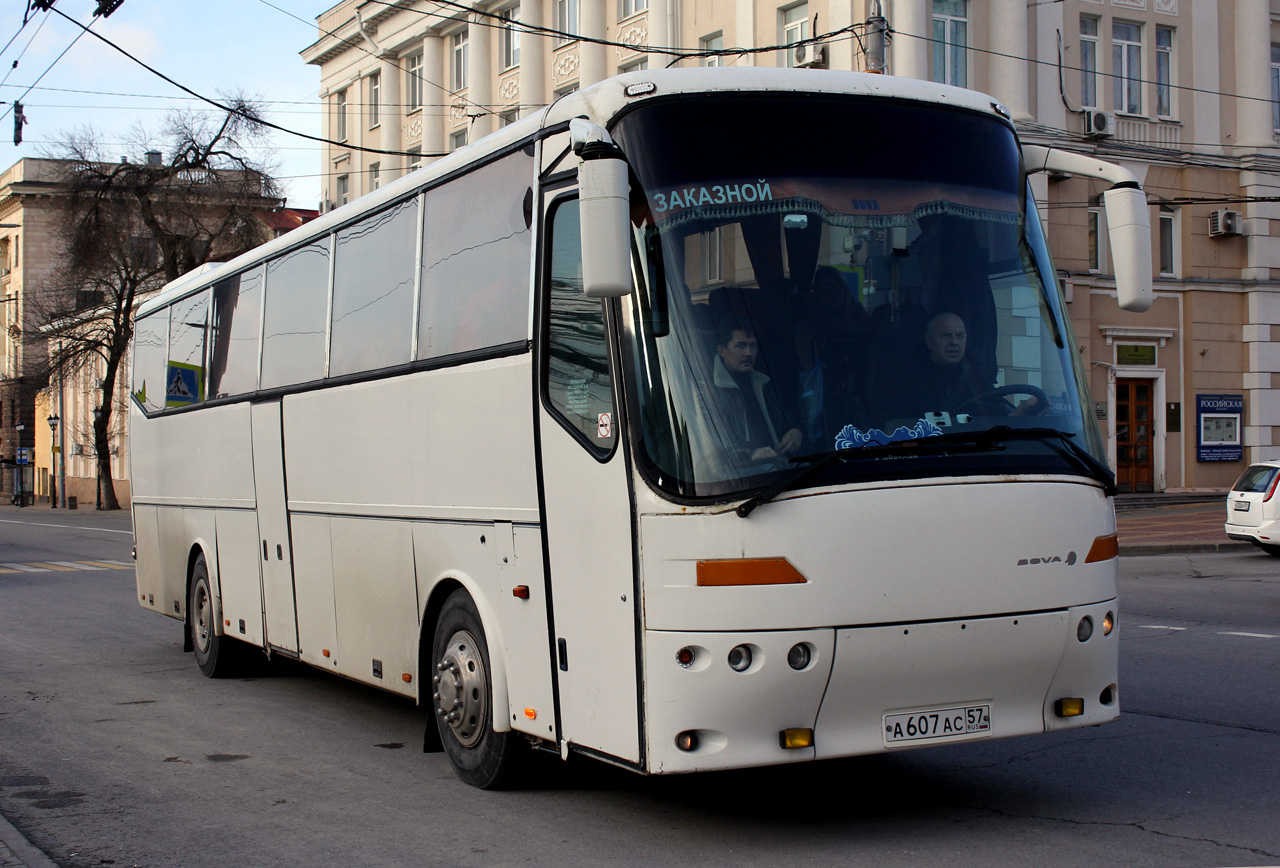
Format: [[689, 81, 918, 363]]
[[261, 237, 331, 389], [418, 150, 533, 359], [331, 197, 419, 376], [167, 290, 209, 408], [132, 309, 169, 414], [208, 266, 264, 399]]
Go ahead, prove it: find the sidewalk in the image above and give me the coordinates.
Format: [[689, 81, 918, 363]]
[[0, 816, 57, 868], [1115, 498, 1249, 556]]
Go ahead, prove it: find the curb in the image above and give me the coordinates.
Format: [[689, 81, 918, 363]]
[[0, 813, 58, 868], [1120, 540, 1254, 557]]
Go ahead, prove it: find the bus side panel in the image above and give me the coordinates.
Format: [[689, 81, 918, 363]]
[[153, 506, 213, 621], [214, 509, 266, 649], [129, 404, 257, 507], [133, 504, 167, 618], [330, 517, 418, 697], [291, 514, 338, 672], [499, 524, 555, 740]]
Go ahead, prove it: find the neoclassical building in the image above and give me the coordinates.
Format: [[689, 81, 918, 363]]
[[302, 0, 1280, 491]]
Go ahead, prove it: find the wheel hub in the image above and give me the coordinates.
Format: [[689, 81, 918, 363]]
[[193, 582, 211, 653], [433, 630, 487, 747]]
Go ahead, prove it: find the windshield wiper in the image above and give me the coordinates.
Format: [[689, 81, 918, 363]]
[[734, 426, 1116, 517]]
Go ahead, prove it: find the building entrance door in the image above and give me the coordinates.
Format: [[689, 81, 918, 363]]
[[1116, 378, 1155, 493]]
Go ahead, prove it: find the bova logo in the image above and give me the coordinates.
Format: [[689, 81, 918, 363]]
[[1017, 551, 1078, 567]]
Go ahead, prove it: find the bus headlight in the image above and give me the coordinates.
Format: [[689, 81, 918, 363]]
[[1103, 611, 1115, 635], [1077, 616, 1094, 642], [787, 643, 811, 670], [727, 644, 752, 672]]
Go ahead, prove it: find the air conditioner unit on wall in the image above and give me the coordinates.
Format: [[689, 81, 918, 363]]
[[1209, 210, 1244, 237], [1083, 110, 1115, 138], [795, 43, 827, 69]]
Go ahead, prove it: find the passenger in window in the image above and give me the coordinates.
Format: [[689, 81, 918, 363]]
[[912, 312, 1037, 418], [711, 318, 803, 463]]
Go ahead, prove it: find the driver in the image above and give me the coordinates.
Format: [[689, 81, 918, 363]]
[[915, 312, 1039, 418], [710, 318, 803, 463]]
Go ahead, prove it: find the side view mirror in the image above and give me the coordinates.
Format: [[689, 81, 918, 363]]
[[571, 118, 633, 299], [1023, 145, 1153, 313]]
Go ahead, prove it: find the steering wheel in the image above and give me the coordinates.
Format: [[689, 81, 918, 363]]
[[959, 384, 1049, 416]]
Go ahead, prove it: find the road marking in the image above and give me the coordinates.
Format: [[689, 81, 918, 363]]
[[46, 561, 103, 571], [0, 563, 50, 572], [80, 560, 133, 570], [25, 562, 79, 571], [1219, 631, 1278, 639], [0, 560, 134, 574], [1138, 625, 1187, 631], [0, 518, 133, 535]]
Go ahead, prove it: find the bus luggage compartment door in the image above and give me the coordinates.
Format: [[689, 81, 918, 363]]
[[250, 400, 299, 653]]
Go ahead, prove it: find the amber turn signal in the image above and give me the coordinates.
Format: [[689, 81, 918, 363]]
[[1085, 534, 1119, 563], [779, 728, 814, 749], [697, 558, 806, 587], [1054, 697, 1085, 718]]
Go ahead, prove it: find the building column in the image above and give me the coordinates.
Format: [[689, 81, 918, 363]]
[[520, 0, 546, 116], [734, 0, 755, 65], [826, 0, 853, 70], [1234, 0, 1273, 150], [989, 0, 1030, 120], [469, 15, 494, 140], [380, 54, 403, 177], [423, 33, 445, 160], [1190, 0, 1222, 154], [890, 0, 929, 81], [580, 0, 608, 84], [1032, 0, 1064, 130], [1244, 291, 1280, 463]]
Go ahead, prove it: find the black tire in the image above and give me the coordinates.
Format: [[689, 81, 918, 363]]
[[189, 554, 241, 678], [430, 589, 523, 788]]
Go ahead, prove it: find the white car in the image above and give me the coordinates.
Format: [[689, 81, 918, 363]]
[[1225, 462, 1280, 556]]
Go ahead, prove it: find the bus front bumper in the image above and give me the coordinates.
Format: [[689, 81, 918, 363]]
[[643, 600, 1119, 774]]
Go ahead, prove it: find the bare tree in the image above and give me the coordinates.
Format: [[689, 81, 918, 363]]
[[38, 98, 282, 510]]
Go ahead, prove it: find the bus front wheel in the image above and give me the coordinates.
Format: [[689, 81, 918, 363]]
[[431, 590, 522, 788], [189, 554, 239, 678]]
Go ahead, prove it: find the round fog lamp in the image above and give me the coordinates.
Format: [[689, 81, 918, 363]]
[[676, 646, 696, 668], [727, 644, 752, 672], [675, 730, 699, 751], [1077, 615, 1095, 642], [787, 643, 811, 670], [1103, 611, 1115, 636]]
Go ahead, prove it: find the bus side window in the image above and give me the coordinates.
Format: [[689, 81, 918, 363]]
[[261, 237, 331, 389], [132, 309, 170, 414], [166, 290, 210, 409], [545, 197, 616, 456], [208, 266, 264, 399]]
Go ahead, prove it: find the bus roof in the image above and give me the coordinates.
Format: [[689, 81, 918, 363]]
[[138, 68, 1006, 319]]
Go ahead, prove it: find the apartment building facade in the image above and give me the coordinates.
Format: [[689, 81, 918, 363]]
[[302, 0, 1280, 491]]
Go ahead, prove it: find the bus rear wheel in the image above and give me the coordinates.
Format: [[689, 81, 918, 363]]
[[431, 590, 522, 788], [190, 554, 240, 678]]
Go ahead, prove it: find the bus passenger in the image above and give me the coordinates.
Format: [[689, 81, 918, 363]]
[[710, 318, 803, 463]]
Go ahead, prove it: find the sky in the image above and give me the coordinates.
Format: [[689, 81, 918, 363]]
[[0, 0, 331, 210]]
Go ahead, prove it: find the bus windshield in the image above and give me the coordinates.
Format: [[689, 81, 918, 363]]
[[611, 94, 1105, 499]]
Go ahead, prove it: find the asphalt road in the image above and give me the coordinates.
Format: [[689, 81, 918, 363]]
[[1, 512, 1277, 868]]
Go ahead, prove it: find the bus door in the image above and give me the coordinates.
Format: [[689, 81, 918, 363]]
[[536, 192, 641, 764], [250, 400, 299, 654]]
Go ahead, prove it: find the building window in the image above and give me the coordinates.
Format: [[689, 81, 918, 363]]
[[931, 0, 967, 87], [1271, 44, 1280, 130], [1080, 17, 1098, 108], [406, 52, 424, 112], [620, 0, 647, 21], [450, 129, 468, 151], [335, 88, 348, 142], [500, 7, 521, 69], [702, 33, 723, 66], [337, 174, 349, 206], [1159, 205, 1177, 277], [1113, 21, 1142, 114], [556, 0, 579, 45], [1155, 27, 1173, 118], [499, 109, 519, 127], [369, 162, 380, 190], [703, 227, 722, 283], [619, 56, 648, 74], [782, 4, 809, 69], [407, 147, 422, 171], [452, 29, 469, 91], [1087, 194, 1104, 273]]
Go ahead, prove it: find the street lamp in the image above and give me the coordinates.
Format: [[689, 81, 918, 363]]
[[47, 414, 59, 509]]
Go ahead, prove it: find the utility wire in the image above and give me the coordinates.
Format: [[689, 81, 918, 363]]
[[0, 11, 95, 125]]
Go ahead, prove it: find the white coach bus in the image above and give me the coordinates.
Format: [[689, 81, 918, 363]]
[[130, 68, 1152, 788]]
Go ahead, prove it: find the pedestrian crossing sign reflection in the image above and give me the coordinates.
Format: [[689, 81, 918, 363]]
[[165, 361, 204, 407]]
